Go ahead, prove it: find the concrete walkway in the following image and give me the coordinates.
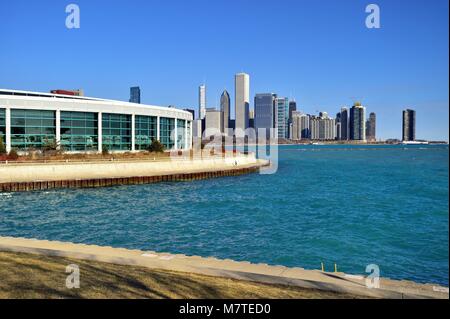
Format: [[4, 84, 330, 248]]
[[0, 236, 447, 299]]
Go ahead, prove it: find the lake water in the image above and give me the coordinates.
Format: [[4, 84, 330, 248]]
[[0, 144, 448, 286]]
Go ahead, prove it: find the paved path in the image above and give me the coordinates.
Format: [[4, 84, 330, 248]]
[[0, 236, 447, 299]]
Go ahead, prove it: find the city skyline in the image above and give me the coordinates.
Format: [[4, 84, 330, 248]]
[[0, 0, 448, 141]]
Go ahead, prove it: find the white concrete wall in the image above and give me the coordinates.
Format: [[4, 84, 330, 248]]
[[0, 155, 264, 183]]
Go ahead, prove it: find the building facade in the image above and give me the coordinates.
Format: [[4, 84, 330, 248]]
[[129, 86, 141, 104], [254, 93, 276, 139], [234, 73, 250, 133], [402, 109, 416, 141], [349, 103, 366, 141], [275, 97, 289, 139], [366, 112, 376, 142], [0, 89, 192, 153], [340, 107, 349, 140], [220, 90, 230, 135], [309, 113, 335, 140], [288, 100, 297, 139], [198, 84, 206, 120], [204, 108, 222, 137]]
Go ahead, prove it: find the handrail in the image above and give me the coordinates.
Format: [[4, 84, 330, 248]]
[[0, 153, 256, 166]]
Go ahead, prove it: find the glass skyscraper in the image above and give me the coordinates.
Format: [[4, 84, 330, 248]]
[[275, 97, 289, 139], [129, 86, 141, 104], [220, 90, 230, 134], [349, 103, 366, 141], [254, 93, 276, 139], [402, 109, 416, 141]]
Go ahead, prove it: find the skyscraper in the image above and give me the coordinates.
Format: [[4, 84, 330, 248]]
[[275, 97, 289, 139], [129, 86, 141, 104], [349, 103, 366, 141], [198, 84, 206, 120], [204, 108, 222, 137], [402, 109, 416, 141], [340, 107, 349, 140], [366, 112, 376, 142], [288, 101, 297, 139], [254, 93, 276, 139], [335, 112, 341, 140], [234, 73, 250, 133], [300, 114, 311, 139], [220, 90, 230, 135]]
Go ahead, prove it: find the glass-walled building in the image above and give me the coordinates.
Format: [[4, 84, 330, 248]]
[[135, 115, 157, 150], [60, 111, 98, 151], [102, 113, 132, 151], [160, 117, 175, 150], [10, 109, 56, 149], [0, 89, 193, 153], [0, 108, 5, 143]]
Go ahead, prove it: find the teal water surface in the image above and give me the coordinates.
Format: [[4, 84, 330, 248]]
[[0, 145, 448, 285]]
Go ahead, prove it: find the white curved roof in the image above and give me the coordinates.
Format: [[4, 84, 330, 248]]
[[0, 89, 192, 121]]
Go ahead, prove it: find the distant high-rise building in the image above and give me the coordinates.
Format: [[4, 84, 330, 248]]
[[220, 90, 230, 135], [310, 116, 320, 140], [275, 97, 289, 139], [204, 108, 222, 137], [402, 109, 416, 141], [291, 111, 304, 140], [366, 112, 376, 142], [335, 112, 341, 140], [234, 73, 250, 133], [249, 109, 255, 129], [349, 103, 366, 141], [288, 101, 297, 139], [254, 93, 276, 139], [340, 107, 349, 140], [309, 113, 335, 141], [198, 84, 206, 120], [300, 114, 311, 139], [129, 86, 141, 104]]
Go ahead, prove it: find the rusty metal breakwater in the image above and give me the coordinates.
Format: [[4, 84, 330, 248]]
[[0, 166, 260, 193]]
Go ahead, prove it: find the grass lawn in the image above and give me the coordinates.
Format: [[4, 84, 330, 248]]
[[0, 251, 361, 299]]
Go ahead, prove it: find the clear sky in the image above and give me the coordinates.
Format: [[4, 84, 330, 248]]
[[0, 0, 448, 140]]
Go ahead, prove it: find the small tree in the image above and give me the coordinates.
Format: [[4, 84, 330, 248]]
[[102, 144, 110, 155], [0, 136, 6, 155], [8, 149, 19, 161], [42, 139, 61, 155], [148, 140, 165, 153]]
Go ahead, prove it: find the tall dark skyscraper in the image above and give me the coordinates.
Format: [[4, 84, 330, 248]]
[[129, 86, 141, 104], [288, 101, 297, 123], [340, 107, 349, 140], [349, 103, 366, 141], [254, 93, 277, 138], [366, 112, 376, 142], [288, 101, 297, 139], [220, 90, 230, 135], [402, 109, 416, 141]]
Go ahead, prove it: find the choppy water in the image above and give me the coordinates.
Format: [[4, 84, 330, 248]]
[[0, 144, 448, 286]]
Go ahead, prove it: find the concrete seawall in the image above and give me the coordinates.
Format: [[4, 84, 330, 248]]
[[0, 155, 269, 192], [0, 236, 447, 299]]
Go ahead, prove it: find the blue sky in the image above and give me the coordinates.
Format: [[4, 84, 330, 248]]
[[0, 0, 448, 140]]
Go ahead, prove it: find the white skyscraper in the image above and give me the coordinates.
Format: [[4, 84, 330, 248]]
[[198, 84, 206, 120], [234, 73, 250, 132]]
